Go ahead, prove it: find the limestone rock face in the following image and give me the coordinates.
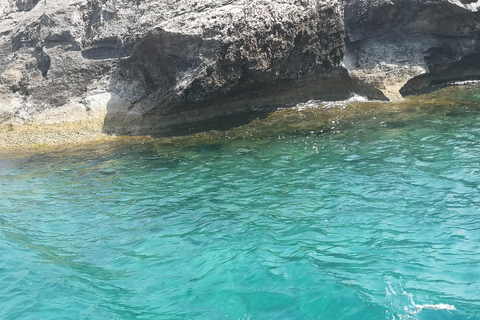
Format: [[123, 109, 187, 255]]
[[1, 0, 480, 136]]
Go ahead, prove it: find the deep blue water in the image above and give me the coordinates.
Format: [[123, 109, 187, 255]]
[[1, 87, 480, 319]]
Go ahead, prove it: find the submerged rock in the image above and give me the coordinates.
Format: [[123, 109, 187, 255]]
[[1, 0, 480, 139]]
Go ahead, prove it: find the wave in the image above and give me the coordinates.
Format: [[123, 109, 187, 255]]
[[416, 303, 456, 311], [293, 93, 370, 111], [385, 281, 456, 319]]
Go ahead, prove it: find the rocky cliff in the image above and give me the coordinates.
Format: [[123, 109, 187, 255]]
[[1, 0, 480, 141]]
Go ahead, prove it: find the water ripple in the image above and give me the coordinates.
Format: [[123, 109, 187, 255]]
[[2, 94, 480, 319]]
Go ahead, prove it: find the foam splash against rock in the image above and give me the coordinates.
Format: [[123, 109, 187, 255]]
[[294, 93, 370, 111]]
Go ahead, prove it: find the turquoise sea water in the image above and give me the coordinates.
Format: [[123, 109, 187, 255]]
[[1, 86, 480, 319]]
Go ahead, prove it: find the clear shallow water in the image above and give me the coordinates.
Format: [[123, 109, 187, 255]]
[[1, 87, 480, 319]]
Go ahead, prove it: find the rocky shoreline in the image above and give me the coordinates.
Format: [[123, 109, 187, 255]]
[[1, 0, 480, 148]]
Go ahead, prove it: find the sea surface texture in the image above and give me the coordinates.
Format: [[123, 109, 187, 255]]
[[1, 86, 480, 319]]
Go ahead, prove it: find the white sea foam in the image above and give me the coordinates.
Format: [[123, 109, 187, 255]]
[[450, 79, 480, 86], [385, 281, 456, 319], [294, 99, 322, 111], [294, 93, 370, 111], [346, 93, 369, 103], [415, 303, 456, 311]]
